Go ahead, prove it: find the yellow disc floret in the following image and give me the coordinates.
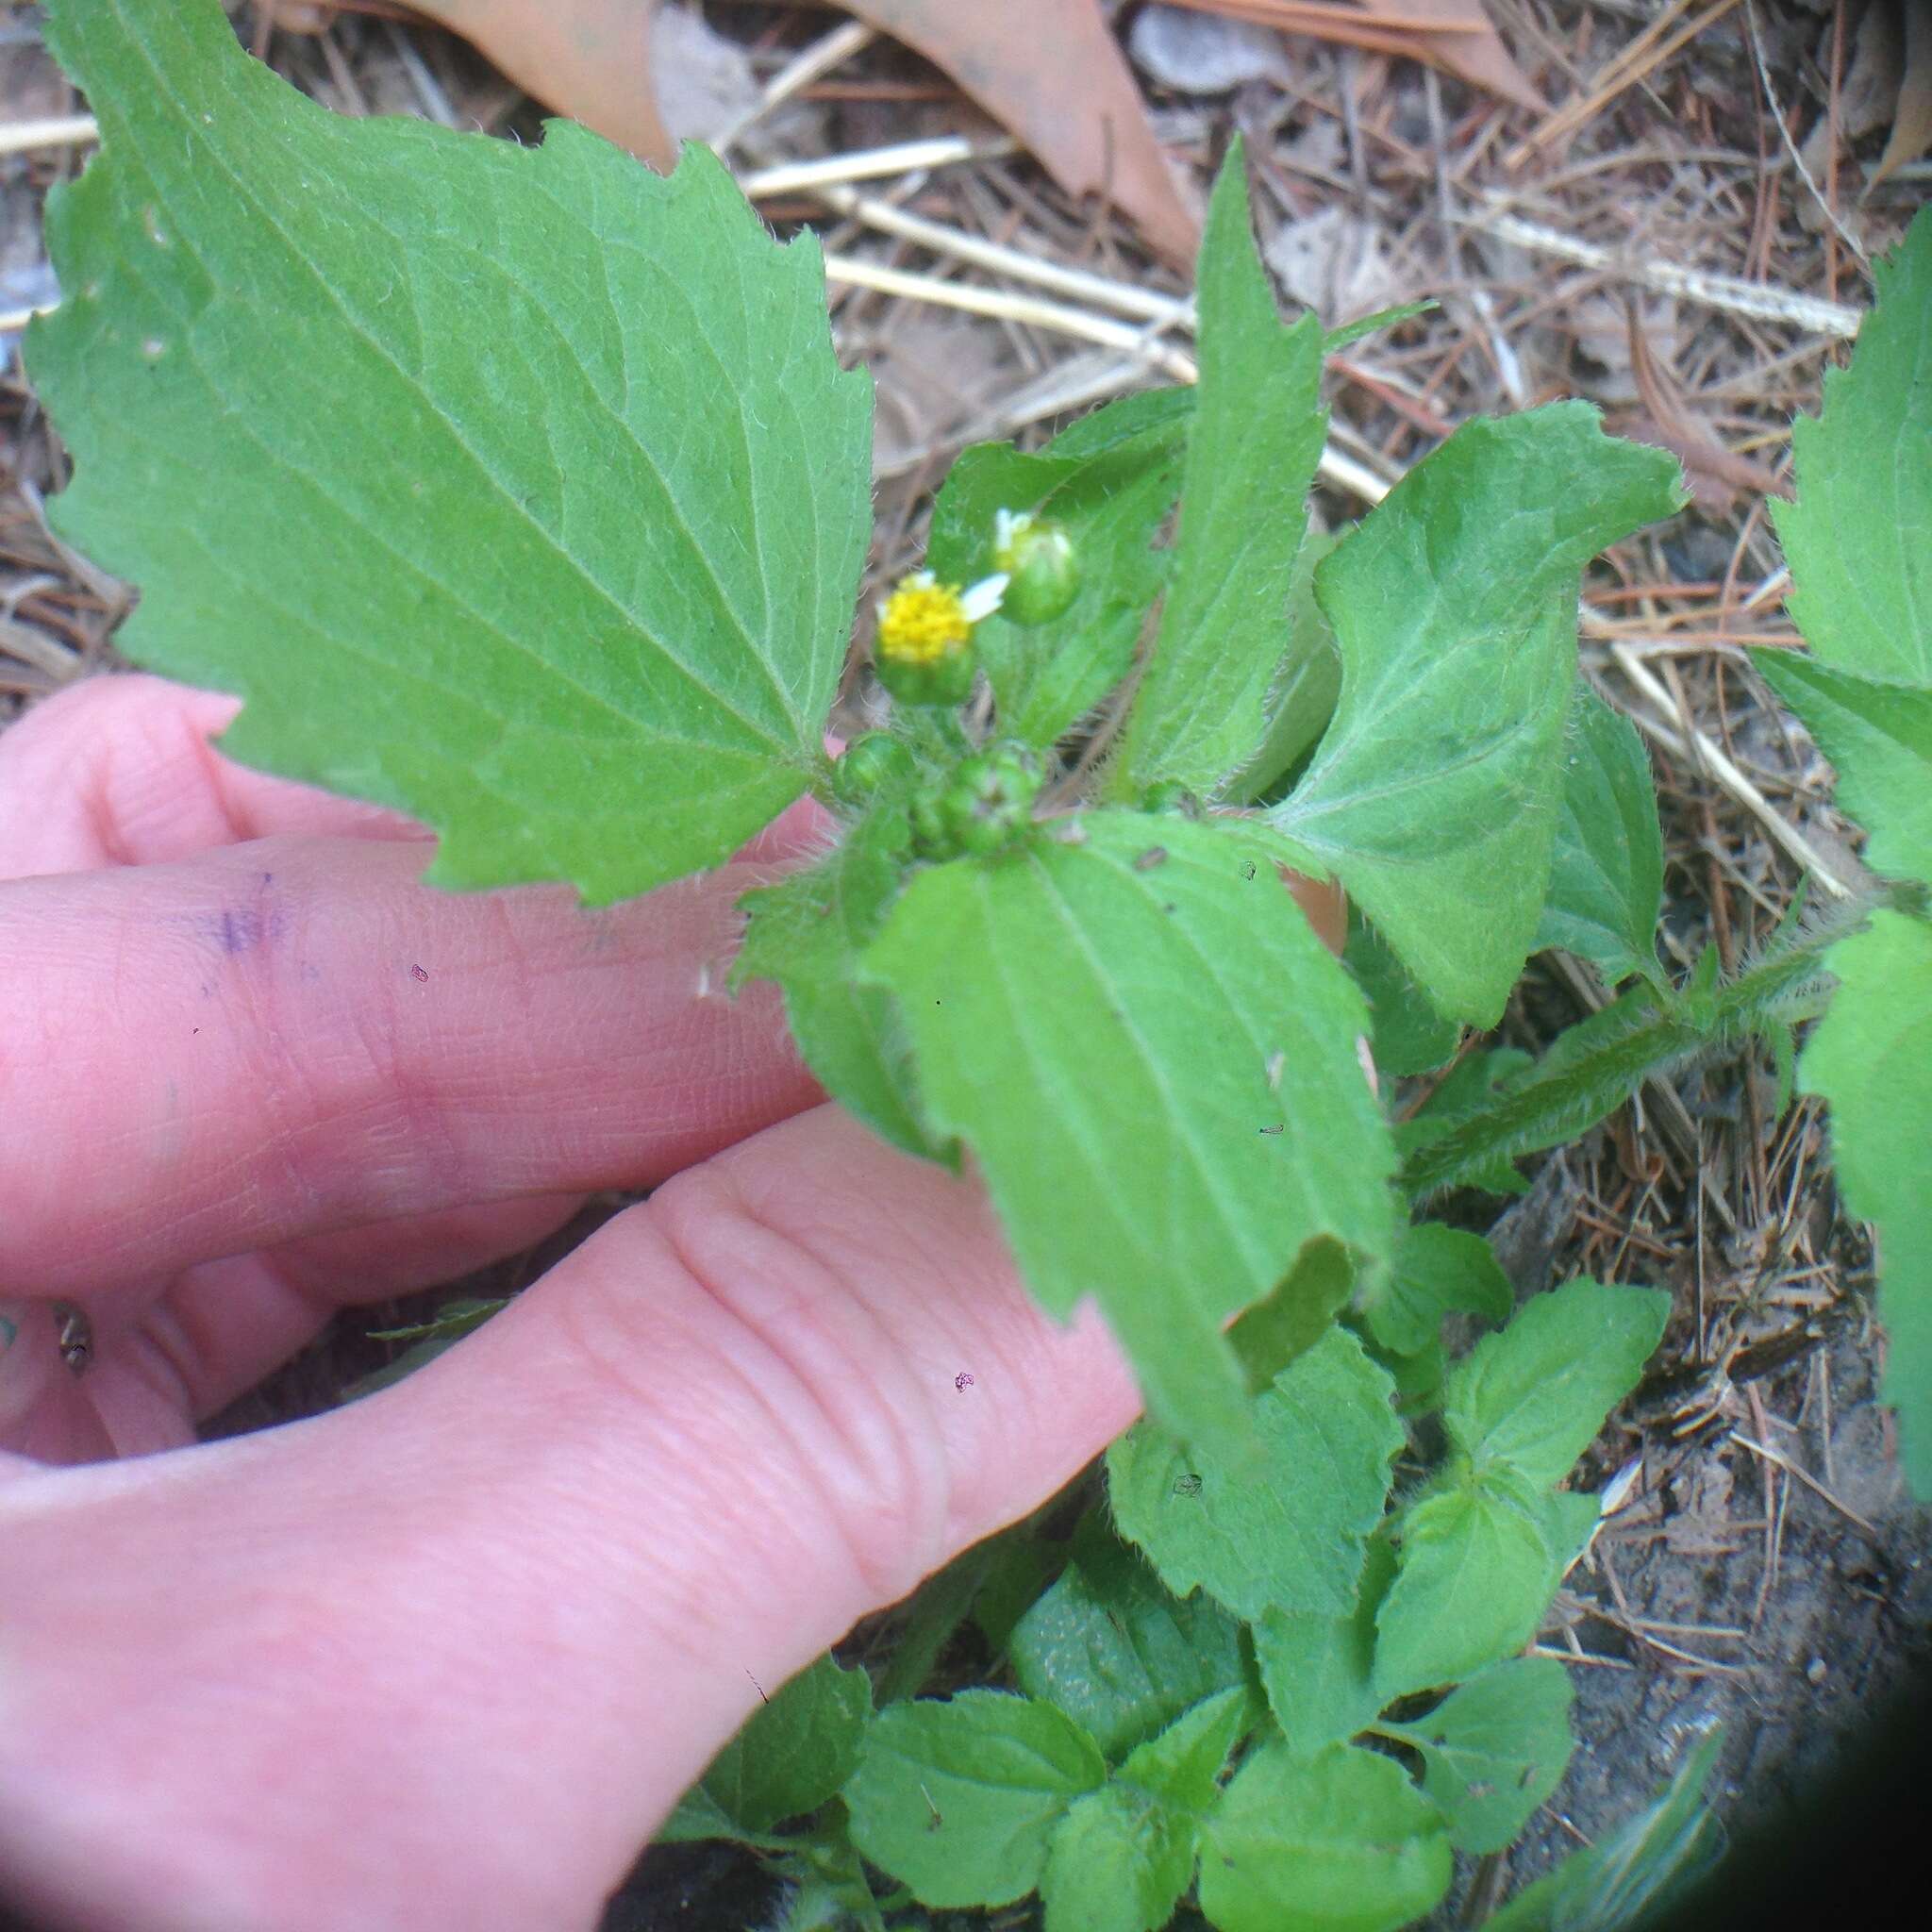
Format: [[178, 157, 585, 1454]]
[[876, 573, 974, 666]]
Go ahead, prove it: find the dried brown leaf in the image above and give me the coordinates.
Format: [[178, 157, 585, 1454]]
[[409, 0, 675, 167], [840, 0, 1202, 264], [1621, 308, 1789, 518], [1156, 0, 1544, 111], [1871, 0, 1932, 189]]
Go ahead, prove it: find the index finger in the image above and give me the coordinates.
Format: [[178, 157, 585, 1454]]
[[0, 828, 824, 1297]]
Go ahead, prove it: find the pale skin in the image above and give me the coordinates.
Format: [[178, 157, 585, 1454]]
[[0, 675, 1146, 1932]]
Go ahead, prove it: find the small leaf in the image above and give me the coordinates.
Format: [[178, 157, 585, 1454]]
[[1374, 1474, 1556, 1699], [1197, 1742, 1453, 1932], [1269, 407, 1685, 1024], [1769, 205, 1932, 686], [1224, 525, 1344, 806], [1225, 1236, 1358, 1393], [1442, 1278, 1670, 1490], [1038, 1686, 1247, 1932], [926, 397, 1186, 752], [30, 0, 872, 905], [690, 1653, 874, 1836], [1798, 910, 1932, 1494], [733, 808, 937, 1158], [1009, 1554, 1247, 1763], [1379, 1657, 1575, 1855], [1753, 654, 1932, 884], [1540, 1487, 1607, 1595], [1107, 1325, 1402, 1622], [1252, 1533, 1396, 1759], [1366, 1223, 1513, 1358], [862, 813, 1395, 1450], [1115, 141, 1327, 801], [1040, 1781, 1197, 1932], [1342, 910, 1463, 1078], [1534, 685, 1666, 989], [1115, 1685, 1249, 1812], [843, 1690, 1106, 1909]]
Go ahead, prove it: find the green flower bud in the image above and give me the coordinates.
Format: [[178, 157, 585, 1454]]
[[831, 731, 917, 808], [992, 510, 1079, 625], [938, 746, 1041, 857]]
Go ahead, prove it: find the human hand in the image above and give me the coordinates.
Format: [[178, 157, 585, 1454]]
[[0, 675, 1141, 1932]]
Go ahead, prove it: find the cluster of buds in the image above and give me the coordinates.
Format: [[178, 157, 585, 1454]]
[[911, 745, 1042, 859]]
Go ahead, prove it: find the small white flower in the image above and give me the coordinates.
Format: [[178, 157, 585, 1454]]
[[959, 573, 1009, 623]]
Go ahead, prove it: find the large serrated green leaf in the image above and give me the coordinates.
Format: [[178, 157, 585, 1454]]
[[1198, 1742, 1452, 1932], [926, 394, 1186, 754], [1768, 205, 1931, 687], [1801, 911, 1932, 1493], [1113, 140, 1326, 801], [1754, 654, 1932, 884], [1535, 684, 1666, 990], [1268, 407, 1684, 1024], [1106, 1325, 1403, 1621], [842, 1690, 1105, 1910], [1443, 1278, 1670, 1489], [1378, 1657, 1574, 1855], [861, 812, 1394, 1447], [30, 0, 869, 903], [732, 808, 936, 1158]]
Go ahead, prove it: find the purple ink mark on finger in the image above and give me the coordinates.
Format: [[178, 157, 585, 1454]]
[[955, 1372, 974, 1391], [410, 964, 429, 983]]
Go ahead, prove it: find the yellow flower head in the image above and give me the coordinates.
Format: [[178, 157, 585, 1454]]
[[875, 570, 1007, 666]]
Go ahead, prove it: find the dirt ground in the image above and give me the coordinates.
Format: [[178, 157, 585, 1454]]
[[3, 4, 1928, 1928]]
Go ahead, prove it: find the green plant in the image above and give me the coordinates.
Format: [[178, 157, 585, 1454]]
[[25, 4, 1931, 1927]]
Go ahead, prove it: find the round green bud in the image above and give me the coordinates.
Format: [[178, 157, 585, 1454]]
[[831, 731, 917, 808], [908, 792, 952, 859], [939, 746, 1042, 856], [992, 513, 1079, 626]]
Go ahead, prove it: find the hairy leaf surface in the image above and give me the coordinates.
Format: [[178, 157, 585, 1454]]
[[32, 0, 870, 901], [1366, 1223, 1513, 1358], [864, 813, 1394, 1444], [1374, 1474, 1554, 1698], [1269, 408, 1683, 1023], [1008, 1551, 1246, 1763], [1039, 1690, 1247, 1932], [1755, 655, 1932, 886], [1769, 206, 1931, 686], [1198, 1742, 1452, 1932], [1252, 1534, 1394, 1759], [1801, 912, 1932, 1492], [732, 809, 934, 1157], [1379, 1657, 1574, 1854], [843, 1690, 1105, 1909], [1114, 142, 1326, 800], [1107, 1325, 1402, 1620], [1535, 685, 1666, 988], [1442, 1278, 1669, 1488]]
